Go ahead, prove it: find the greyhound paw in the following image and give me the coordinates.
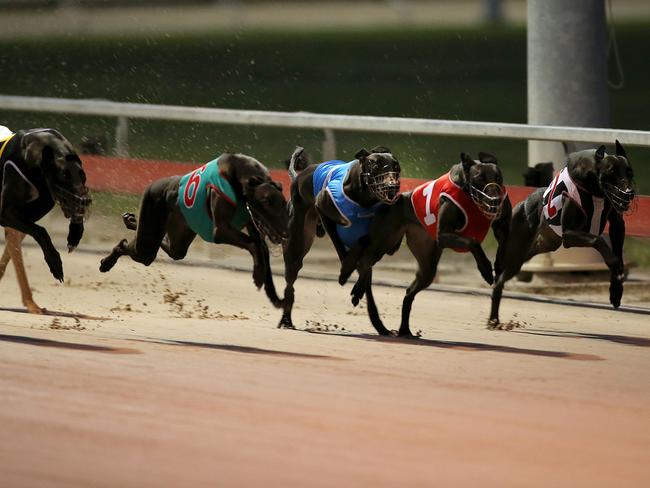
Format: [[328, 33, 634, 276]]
[[46, 251, 64, 282], [397, 329, 417, 339], [479, 263, 494, 285], [338, 268, 354, 286], [122, 212, 138, 230], [99, 239, 127, 273], [350, 283, 365, 306], [609, 277, 624, 309], [277, 317, 295, 330], [252, 269, 265, 289], [25, 300, 44, 315], [487, 318, 500, 330]]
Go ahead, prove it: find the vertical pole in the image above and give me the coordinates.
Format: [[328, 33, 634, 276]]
[[526, 0, 610, 273], [115, 116, 129, 157], [528, 0, 609, 168], [322, 129, 336, 161]]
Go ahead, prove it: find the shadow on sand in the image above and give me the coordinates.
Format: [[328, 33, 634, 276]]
[[137, 338, 343, 360], [303, 330, 603, 361], [513, 329, 650, 348], [0, 307, 108, 320], [0, 333, 140, 354]]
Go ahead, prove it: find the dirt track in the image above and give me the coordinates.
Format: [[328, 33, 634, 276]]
[[1, 244, 649, 487]]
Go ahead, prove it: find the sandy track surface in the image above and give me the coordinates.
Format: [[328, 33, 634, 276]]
[[1, 245, 649, 487]]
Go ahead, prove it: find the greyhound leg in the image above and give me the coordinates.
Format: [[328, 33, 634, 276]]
[[279, 206, 318, 329], [363, 269, 391, 336], [0, 240, 11, 280], [399, 229, 441, 337], [160, 208, 196, 261], [100, 183, 170, 272], [5, 228, 43, 314], [488, 224, 545, 328]]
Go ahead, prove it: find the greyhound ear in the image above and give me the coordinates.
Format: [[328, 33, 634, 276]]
[[615, 140, 627, 159], [460, 152, 476, 173], [595, 145, 606, 161], [478, 152, 498, 165], [355, 148, 370, 160], [21, 129, 68, 167], [369, 145, 392, 154]]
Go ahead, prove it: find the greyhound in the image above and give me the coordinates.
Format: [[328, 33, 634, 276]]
[[340, 152, 511, 337], [278, 146, 401, 334], [488, 141, 635, 327], [0, 127, 91, 313], [99, 153, 289, 306]]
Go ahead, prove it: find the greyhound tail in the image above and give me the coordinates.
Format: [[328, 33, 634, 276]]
[[288, 146, 308, 182]]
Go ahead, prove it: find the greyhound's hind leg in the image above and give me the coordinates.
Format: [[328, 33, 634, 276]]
[[100, 182, 171, 272], [160, 208, 196, 261]]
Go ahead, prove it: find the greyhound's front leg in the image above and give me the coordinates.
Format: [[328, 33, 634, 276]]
[[492, 198, 512, 279], [213, 226, 265, 288], [437, 233, 493, 285], [0, 211, 63, 282], [607, 213, 626, 308]]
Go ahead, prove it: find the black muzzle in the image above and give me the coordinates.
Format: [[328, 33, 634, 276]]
[[470, 182, 506, 220], [363, 171, 401, 204], [53, 185, 92, 223], [246, 203, 287, 246], [603, 182, 636, 214]]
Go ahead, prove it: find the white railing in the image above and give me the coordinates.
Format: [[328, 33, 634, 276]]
[[2, 94, 650, 158]]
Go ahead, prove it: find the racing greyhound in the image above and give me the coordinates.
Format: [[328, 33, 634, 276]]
[[488, 141, 635, 327], [99, 152, 289, 306], [0, 127, 91, 312], [340, 152, 511, 337], [278, 146, 401, 334]]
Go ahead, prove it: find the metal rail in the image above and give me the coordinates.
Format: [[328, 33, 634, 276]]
[[2, 95, 650, 158]]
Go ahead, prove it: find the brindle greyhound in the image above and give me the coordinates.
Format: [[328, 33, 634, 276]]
[[99, 153, 289, 305], [278, 146, 401, 334], [340, 152, 511, 337], [488, 141, 635, 327], [0, 127, 91, 312]]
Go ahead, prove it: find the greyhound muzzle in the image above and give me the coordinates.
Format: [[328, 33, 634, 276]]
[[246, 204, 288, 246], [364, 171, 401, 204], [470, 182, 506, 220], [53, 185, 92, 223], [602, 182, 636, 214]]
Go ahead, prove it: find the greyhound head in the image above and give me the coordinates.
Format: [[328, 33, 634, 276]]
[[460, 152, 506, 220], [356, 146, 401, 204], [21, 129, 91, 223], [595, 141, 636, 214], [244, 176, 289, 245]]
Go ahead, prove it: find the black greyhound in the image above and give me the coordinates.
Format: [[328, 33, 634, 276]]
[[99, 153, 289, 305], [278, 146, 401, 333], [340, 152, 511, 337], [488, 141, 635, 327], [0, 127, 91, 283]]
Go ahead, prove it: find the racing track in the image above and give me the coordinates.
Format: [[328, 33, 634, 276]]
[[1, 248, 649, 487]]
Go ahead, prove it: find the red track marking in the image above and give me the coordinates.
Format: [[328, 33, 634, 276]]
[[82, 155, 650, 238]]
